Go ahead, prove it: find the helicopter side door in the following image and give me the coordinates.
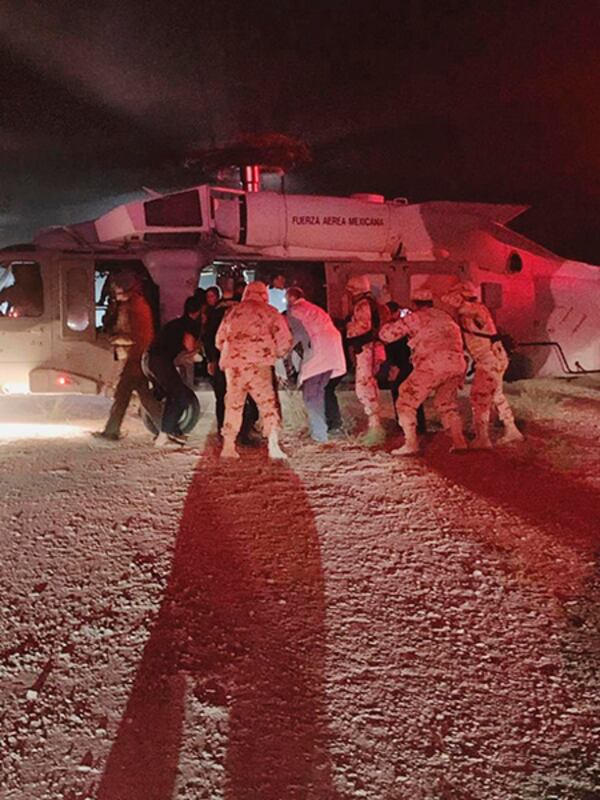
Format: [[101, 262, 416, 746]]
[[29, 259, 105, 393]]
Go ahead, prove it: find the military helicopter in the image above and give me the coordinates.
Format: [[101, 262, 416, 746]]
[[0, 164, 598, 400]]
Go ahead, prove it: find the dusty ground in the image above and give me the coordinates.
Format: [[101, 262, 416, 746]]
[[1, 378, 600, 800]]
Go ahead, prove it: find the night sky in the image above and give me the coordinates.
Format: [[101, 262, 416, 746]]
[[1, 0, 599, 261]]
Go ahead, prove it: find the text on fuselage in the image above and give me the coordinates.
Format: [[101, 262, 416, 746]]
[[291, 215, 385, 226]]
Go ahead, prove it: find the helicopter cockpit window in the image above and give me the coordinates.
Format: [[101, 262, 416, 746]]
[[0, 261, 44, 318], [66, 268, 91, 332]]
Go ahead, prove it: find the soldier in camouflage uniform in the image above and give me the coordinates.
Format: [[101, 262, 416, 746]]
[[379, 288, 468, 455], [345, 274, 386, 445], [216, 281, 293, 460], [442, 281, 524, 449]]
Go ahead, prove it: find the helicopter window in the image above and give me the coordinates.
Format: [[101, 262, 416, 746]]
[[144, 190, 202, 227], [364, 273, 391, 303], [66, 268, 91, 332], [0, 261, 43, 318], [95, 270, 110, 328], [507, 252, 523, 273], [198, 263, 257, 293]]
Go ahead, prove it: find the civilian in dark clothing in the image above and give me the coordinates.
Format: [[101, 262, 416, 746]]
[[323, 318, 349, 433], [148, 295, 202, 444], [202, 289, 259, 440], [93, 274, 159, 441], [233, 279, 247, 303], [194, 286, 207, 305], [204, 286, 220, 308], [325, 375, 344, 432], [379, 302, 426, 433]]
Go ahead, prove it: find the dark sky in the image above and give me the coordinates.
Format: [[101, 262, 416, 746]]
[[1, 0, 599, 260]]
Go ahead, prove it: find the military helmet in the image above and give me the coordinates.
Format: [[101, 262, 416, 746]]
[[346, 274, 371, 295], [457, 280, 478, 299], [242, 280, 269, 303]]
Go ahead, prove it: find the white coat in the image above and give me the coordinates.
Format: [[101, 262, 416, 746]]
[[287, 299, 346, 386]]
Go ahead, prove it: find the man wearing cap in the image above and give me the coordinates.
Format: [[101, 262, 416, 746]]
[[93, 272, 158, 441], [216, 281, 293, 460], [345, 274, 387, 444], [379, 288, 468, 455], [442, 281, 523, 448]]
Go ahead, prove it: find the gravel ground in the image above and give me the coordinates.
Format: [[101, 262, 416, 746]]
[[1, 378, 599, 800]]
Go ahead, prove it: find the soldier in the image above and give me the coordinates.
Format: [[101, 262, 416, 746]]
[[202, 283, 259, 441], [345, 274, 386, 445], [379, 288, 468, 455], [216, 281, 293, 460], [378, 301, 427, 434], [443, 281, 524, 448]]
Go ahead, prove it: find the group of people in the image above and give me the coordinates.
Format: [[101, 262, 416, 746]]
[[343, 274, 523, 456], [93, 268, 523, 460]]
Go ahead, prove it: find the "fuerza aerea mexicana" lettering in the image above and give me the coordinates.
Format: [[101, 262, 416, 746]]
[[291, 215, 384, 226]]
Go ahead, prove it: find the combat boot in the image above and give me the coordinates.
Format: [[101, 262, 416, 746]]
[[267, 429, 288, 460], [359, 415, 386, 446], [470, 419, 492, 450], [221, 438, 240, 459], [499, 420, 524, 444], [448, 419, 468, 452], [391, 412, 420, 456]]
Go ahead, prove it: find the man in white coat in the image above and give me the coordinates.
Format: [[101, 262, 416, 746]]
[[286, 287, 347, 443]]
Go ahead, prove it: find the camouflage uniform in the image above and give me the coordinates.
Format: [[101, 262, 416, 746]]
[[379, 305, 467, 453], [216, 282, 293, 456], [443, 288, 522, 446], [346, 294, 381, 419]]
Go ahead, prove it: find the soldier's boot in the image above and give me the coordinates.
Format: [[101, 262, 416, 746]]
[[471, 414, 493, 450], [499, 419, 524, 444], [221, 437, 240, 459], [359, 414, 386, 446], [448, 418, 468, 453], [267, 429, 288, 461], [391, 412, 420, 456]]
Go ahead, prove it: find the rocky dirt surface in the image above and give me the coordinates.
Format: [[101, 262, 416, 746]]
[[1, 378, 599, 800]]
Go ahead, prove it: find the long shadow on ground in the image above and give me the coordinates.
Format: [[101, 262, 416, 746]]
[[419, 422, 600, 581], [97, 451, 339, 800]]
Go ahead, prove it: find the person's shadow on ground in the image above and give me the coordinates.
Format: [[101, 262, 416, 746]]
[[421, 422, 600, 592], [97, 451, 339, 800]]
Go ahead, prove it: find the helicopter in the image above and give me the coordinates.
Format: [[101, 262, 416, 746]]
[[0, 169, 598, 399]]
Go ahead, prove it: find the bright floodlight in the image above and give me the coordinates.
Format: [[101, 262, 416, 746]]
[[0, 423, 85, 441]]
